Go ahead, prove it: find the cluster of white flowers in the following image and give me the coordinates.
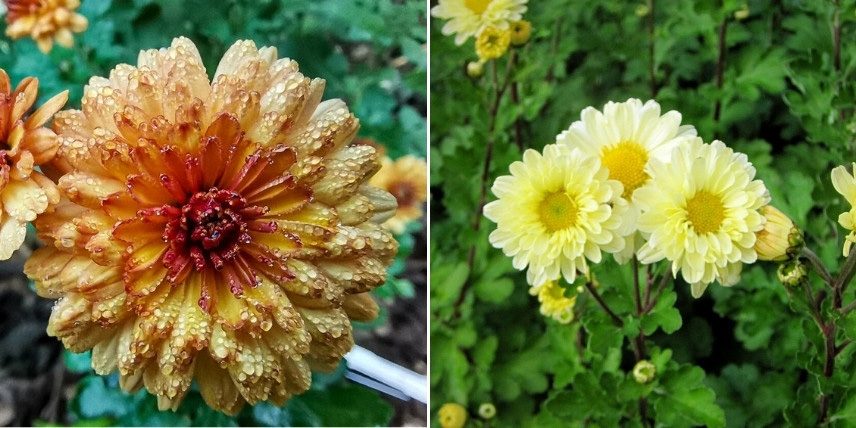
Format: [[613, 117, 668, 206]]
[[486, 99, 776, 298]]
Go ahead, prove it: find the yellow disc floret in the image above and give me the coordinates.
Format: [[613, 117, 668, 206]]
[[685, 191, 725, 234], [601, 141, 649, 199], [538, 192, 579, 232], [465, 0, 492, 14]]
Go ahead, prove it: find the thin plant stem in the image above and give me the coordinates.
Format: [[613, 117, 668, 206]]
[[646, 0, 656, 98], [585, 281, 623, 327], [713, 0, 727, 124], [801, 247, 835, 288], [456, 52, 518, 316]]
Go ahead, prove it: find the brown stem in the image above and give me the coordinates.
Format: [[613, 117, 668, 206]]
[[801, 247, 835, 289], [713, 5, 727, 124], [642, 265, 671, 313], [456, 53, 519, 315], [546, 18, 564, 83], [818, 393, 829, 426], [834, 0, 841, 73], [647, 0, 656, 98], [585, 281, 624, 327]]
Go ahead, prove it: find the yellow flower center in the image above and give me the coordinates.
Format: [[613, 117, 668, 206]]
[[464, 0, 491, 14], [600, 142, 649, 199], [538, 192, 579, 232], [686, 190, 725, 234]]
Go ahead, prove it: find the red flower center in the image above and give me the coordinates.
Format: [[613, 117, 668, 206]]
[[159, 188, 271, 296], [389, 181, 416, 208]]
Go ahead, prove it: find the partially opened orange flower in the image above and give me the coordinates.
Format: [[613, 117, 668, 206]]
[[26, 37, 398, 414], [4, 0, 88, 53], [370, 155, 427, 234], [0, 69, 66, 260]]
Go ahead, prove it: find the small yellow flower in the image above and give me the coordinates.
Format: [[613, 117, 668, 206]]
[[478, 402, 497, 419], [4, 0, 89, 53], [754, 205, 801, 261], [438, 403, 468, 428], [831, 163, 856, 256], [530, 280, 576, 324], [476, 26, 511, 61], [430, 0, 528, 45], [509, 20, 531, 45], [369, 155, 427, 234], [633, 360, 656, 384]]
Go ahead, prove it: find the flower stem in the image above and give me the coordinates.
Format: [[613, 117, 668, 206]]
[[801, 247, 835, 288], [713, 0, 727, 124], [457, 52, 518, 317], [585, 281, 623, 327]]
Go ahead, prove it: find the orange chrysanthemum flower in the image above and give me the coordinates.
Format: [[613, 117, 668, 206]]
[[0, 69, 66, 259], [25, 38, 398, 414], [370, 155, 427, 234], [4, 0, 88, 53]]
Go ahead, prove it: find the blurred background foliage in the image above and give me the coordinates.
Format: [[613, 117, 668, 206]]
[[0, 0, 426, 426], [431, 0, 856, 426]]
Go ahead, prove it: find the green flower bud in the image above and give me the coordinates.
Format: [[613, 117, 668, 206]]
[[777, 259, 808, 287], [633, 360, 656, 384], [467, 61, 484, 78], [478, 402, 497, 419]]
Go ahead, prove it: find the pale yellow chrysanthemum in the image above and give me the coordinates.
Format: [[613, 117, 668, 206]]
[[431, 0, 527, 45], [369, 155, 427, 234], [485, 144, 631, 287], [831, 163, 856, 256], [4, 0, 88, 53], [634, 138, 769, 297], [556, 98, 697, 262], [475, 26, 510, 62], [530, 280, 576, 324]]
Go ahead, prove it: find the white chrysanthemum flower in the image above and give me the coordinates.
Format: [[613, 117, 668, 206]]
[[832, 163, 856, 256], [556, 98, 697, 263], [634, 138, 769, 297], [430, 0, 528, 45], [484, 144, 631, 287]]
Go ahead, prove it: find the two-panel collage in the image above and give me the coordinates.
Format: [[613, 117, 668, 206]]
[[5, 0, 856, 427]]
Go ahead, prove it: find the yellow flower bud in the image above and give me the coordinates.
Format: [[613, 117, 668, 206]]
[[438, 403, 468, 428], [633, 360, 656, 384], [509, 20, 531, 46], [755, 205, 802, 261], [478, 402, 497, 419], [467, 61, 484, 78]]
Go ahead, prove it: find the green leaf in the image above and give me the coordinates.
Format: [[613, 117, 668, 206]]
[[286, 381, 393, 427], [652, 365, 726, 428], [641, 288, 682, 335]]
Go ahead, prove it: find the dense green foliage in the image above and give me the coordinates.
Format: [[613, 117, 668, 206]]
[[1, 0, 425, 426], [430, 0, 856, 426]]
